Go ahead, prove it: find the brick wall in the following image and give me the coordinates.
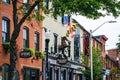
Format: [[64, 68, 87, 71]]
[[0, 1, 43, 80]]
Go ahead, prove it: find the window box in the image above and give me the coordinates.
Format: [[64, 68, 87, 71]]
[[2, 42, 10, 53], [24, 48, 34, 57], [35, 51, 45, 59]]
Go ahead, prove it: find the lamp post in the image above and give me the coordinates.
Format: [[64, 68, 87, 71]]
[[90, 20, 116, 80], [45, 29, 51, 80]]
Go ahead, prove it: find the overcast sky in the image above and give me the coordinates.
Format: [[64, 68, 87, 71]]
[[72, 15, 120, 50]]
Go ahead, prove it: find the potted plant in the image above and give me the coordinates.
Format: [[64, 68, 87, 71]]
[[2, 42, 10, 53], [35, 51, 45, 59], [24, 48, 35, 57]]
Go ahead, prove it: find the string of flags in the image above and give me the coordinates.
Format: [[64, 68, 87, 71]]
[[66, 23, 76, 38]]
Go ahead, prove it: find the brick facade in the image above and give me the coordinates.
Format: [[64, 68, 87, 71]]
[[0, 0, 43, 80]]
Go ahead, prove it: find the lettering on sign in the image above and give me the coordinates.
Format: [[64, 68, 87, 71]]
[[56, 54, 68, 65], [20, 51, 31, 58]]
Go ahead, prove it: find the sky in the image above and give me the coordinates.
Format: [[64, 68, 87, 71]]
[[72, 15, 120, 50]]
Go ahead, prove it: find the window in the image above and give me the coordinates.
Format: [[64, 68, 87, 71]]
[[2, 0, 10, 4], [2, 17, 10, 43], [43, 1, 49, 9], [23, 0, 29, 13], [34, 4, 40, 21], [23, 0, 29, 3], [61, 70, 66, 80], [2, 64, 9, 80], [62, 14, 70, 24], [54, 33, 58, 53], [34, 32, 39, 51], [50, 67, 53, 80], [23, 27, 29, 48], [56, 68, 60, 80], [23, 67, 39, 80]]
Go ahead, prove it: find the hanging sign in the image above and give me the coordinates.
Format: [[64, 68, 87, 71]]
[[20, 51, 31, 58], [56, 54, 68, 65]]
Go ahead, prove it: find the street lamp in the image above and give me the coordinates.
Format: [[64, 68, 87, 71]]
[[90, 20, 116, 80], [45, 29, 51, 80]]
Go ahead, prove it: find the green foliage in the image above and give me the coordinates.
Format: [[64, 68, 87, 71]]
[[52, 0, 120, 19], [116, 35, 120, 51], [24, 48, 35, 56], [79, 47, 103, 80], [2, 42, 10, 53], [35, 51, 45, 59], [80, 52, 89, 66]]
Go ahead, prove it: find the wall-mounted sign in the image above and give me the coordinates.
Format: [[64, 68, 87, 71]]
[[56, 54, 68, 65], [20, 51, 31, 58]]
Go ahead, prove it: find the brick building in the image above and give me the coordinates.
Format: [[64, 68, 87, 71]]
[[104, 48, 120, 80], [0, 0, 43, 80]]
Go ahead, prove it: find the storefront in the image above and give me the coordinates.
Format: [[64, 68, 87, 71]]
[[43, 55, 85, 80]]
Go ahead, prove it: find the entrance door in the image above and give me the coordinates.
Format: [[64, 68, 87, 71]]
[[23, 67, 40, 80]]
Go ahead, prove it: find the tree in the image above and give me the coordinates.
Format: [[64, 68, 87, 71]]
[[116, 35, 120, 51], [3, 0, 120, 80], [52, 0, 120, 19], [79, 47, 104, 80]]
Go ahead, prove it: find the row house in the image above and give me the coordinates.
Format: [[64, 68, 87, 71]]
[[72, 19, 108, 63], [42, 0, 108, 77], [42, 1, 85, 80], [0, 0, 43, 80], [0, 0, 109, 80], [106, 48, 120, 80]]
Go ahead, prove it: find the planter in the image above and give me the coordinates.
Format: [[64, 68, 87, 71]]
[[2, 42, 10, 53], [24, 48, 35, 57], [35, 51, 45, 59]]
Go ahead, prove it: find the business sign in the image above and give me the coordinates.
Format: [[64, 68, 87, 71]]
[[56, 54, 68, 65], [20, 51, 31, 58]]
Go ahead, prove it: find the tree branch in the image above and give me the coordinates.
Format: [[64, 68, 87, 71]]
[[18, 1, 40, 27]]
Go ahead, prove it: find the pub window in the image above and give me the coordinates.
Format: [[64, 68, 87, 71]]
[[23, 27, 29, 48], [2, 0, 10, 4], [50, 67, 53, 80], [34, 31, 39, 51], [61, 70, 66, 80], [2, 17, 10, 43], [56, 68, 60, 80], [54, 33, 58, 53], [2, 64, 9, 80]]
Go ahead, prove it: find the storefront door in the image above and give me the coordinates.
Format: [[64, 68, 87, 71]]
[[23, 67, 40, 80]]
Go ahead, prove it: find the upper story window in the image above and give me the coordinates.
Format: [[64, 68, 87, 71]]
[[62, 14, 70, 24], [23, 27, 29, 48], [23, 0, 29, 14], [34, 4, 40, 21], [2, 0, 10, 4], [43, 1, 49, 9], [2, 17, 10, 43], [83, 33, 90, 56], [54, 33, 58, 53], [34, 32, 39, 51], [74, 34, 80, 58], [23, 0, 29, 3]]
